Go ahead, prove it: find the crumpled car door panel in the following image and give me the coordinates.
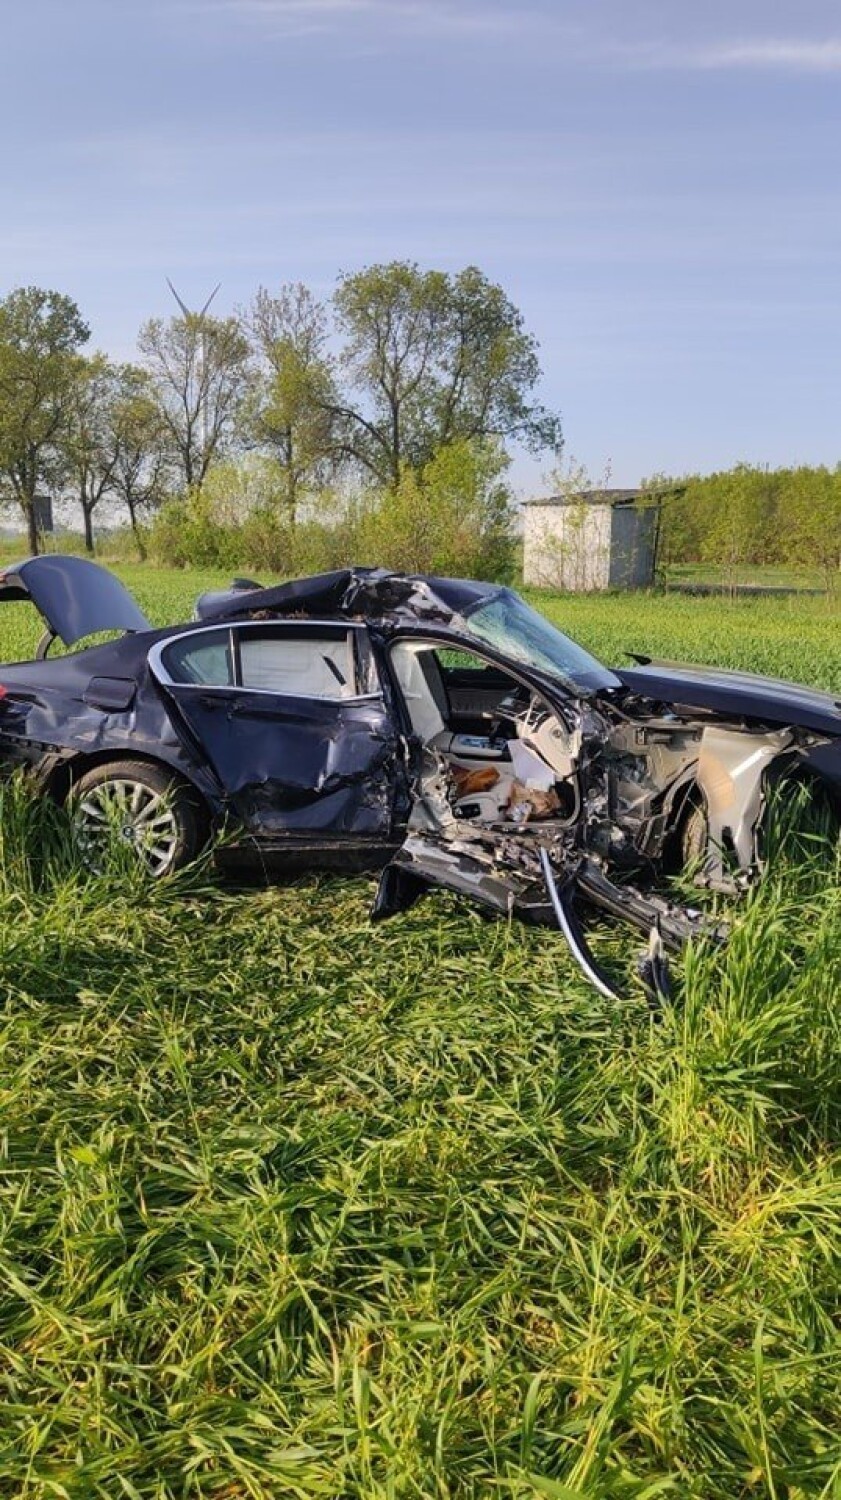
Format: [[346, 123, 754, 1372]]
[[163, 684, 402, 836]]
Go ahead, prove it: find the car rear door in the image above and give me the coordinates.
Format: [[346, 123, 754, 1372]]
[[149, 621, 406, 842]]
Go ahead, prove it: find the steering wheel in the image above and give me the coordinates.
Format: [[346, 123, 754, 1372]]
[[485, 686, 532, 741], [36, 629, 57, 661]]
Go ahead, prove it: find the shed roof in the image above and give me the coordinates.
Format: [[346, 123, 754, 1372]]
[[525, 487, 644, 509]]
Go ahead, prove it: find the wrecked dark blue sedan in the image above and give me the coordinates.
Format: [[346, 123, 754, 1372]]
[[0, 556, 838, 998]]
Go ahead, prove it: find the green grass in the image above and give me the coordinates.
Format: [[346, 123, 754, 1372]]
[[664, 563, 830, 592], [523, 588, 841, 695], [0, 567, 839, 1497]]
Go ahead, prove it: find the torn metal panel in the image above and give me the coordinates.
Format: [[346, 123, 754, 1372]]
[[696, 725, 794, 886], [162, 683, 405, 837], [799, 737, 841, 793], [618, 661, 841, 737], [197, 567, 458, 626], [374, 831, 522, 917]]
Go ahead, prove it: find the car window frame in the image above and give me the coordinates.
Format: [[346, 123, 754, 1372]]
[[384, 627, 581, 740], [148, 620, 384, 704]]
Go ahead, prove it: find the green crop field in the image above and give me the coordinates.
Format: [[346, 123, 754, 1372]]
[[0, 567, 838, 1498]]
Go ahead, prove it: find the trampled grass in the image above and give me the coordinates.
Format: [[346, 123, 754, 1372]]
[[0, 567, 839, 1496]]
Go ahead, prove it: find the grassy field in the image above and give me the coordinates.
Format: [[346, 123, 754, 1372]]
[[664, 563, 831, 592], [0, 567, 839, 1498]]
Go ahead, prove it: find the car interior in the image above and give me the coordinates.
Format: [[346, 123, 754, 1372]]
[[159, 625, 581, 830], [388, 640, 580, 828]]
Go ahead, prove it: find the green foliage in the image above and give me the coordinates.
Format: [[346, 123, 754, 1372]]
[[146, 484, 360, 577], [0, 265, 557, 555], [0, 588, 837, 1492], [138, 309, 250, 491], [649, 464, 841, 589], [243, 284, 339, 525], [61, 353, 124, 552], [699, 464, 777, 584], [107, 363, 172, 558], [0, 286, 91, 551], [0, 559, 837, 692], [147, 491, 243, 570], [145, 440, 517, 581], [0, 573, 837, 1490], [777, 465, 841, 589], [528, 585, 840, 693], [333, 261, 562, 484], [356, 439, 516, 579]]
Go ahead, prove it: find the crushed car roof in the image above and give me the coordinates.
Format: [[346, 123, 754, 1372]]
[[195, 567, 500, 624]]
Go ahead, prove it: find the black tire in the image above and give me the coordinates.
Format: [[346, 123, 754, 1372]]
[[680, 800, 709, 870], [70, 759, 205, 876]]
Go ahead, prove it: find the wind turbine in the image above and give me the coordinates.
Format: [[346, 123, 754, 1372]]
[[166, 278, 221, 322], [166, 279, 222, 456]]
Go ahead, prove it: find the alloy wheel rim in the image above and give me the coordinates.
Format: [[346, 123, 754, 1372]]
[[75, 779, 179, 875]]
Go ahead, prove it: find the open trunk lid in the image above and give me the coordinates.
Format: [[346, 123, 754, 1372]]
[[0, 556, 150, 647]]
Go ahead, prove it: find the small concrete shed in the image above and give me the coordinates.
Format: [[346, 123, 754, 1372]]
[[522, 489, 660, 591]]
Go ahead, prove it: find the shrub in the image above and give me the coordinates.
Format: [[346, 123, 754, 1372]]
[[145, 442, 517, 582], [357, 440, 516, 581], [147, 493, 241, 570], [650, 463, 841, 587]]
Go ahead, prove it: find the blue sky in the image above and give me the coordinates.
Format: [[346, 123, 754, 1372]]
[[2, 0, 841, 492]]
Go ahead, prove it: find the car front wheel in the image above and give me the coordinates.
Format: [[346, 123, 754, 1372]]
[[680, 800, 709, 870], [71, 759, 205, 876]]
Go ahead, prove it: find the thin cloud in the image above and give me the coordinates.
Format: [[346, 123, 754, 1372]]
[[202, 5, 841, 71], [222, 0, 530, 39], [622, 36, 841, 73]]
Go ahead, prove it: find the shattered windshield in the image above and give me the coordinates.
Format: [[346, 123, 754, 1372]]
[[461, 589, 621, 692]]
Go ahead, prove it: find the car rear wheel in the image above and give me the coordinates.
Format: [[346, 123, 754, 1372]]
[[70, 760, 205, 876]]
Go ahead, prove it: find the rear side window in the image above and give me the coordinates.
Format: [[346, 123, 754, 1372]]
[[158, 625, 368, 699], [238, 631, 357, 698], [163, 629, 233, 686]]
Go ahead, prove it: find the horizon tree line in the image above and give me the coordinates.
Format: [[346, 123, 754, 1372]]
[[0, 275, 837, 586], [0, 265, 562, 556]]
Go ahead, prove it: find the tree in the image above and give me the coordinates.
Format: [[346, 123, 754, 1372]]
[[0, 286, 90, 552], [331, 262, 561, 485], [242, 284, 339, 526], [779, 465, 841, 593], [700, 463, 772, 593], [109, 366, 172, 559], [61, 354, 123, 552], [138, 309, 250, 493]]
